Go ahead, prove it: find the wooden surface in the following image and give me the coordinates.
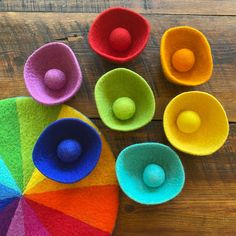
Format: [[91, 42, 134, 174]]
[[0, 1, 236, 235]]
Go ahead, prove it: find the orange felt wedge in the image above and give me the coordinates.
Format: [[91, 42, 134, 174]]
[[163, 91, 229, 156], [25, 185, 119, 233], [160, 26, 213, 86]]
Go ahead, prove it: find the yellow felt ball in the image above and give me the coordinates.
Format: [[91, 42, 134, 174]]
[[172, 48, 195, 72], [112, 97, 136, 120], [177, 110, 201, 134]]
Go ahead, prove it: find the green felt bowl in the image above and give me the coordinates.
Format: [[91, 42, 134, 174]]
[[95, 68, 156, 131]]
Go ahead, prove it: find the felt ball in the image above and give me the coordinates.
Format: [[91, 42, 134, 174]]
[[109, 27, 132, 52], [172, 48, 195, 72], [143, 164, 165, 188], [57, 139, 82, 163], [177, 110, 201, 134], [112, 97, 136, 120], [44, 69, 67, 90]]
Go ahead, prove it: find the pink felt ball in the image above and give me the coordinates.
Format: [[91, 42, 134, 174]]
[[44, 69, 67, 90], [109, 27, 132, 52]]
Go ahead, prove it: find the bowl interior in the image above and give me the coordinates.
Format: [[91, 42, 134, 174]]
[[89, 8, 149, 60], [164, 92, 229, 155], [161, 27, 213, 85], [95, 68, 155, 131], [116, 143, 185, 204]]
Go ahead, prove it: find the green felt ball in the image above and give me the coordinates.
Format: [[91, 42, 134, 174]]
[[112, 97, 136, 120], [143, 164, 165, 188]]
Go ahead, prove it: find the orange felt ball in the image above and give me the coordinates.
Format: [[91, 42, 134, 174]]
[[172, 48, 195, 72], [109, 27, 132, 52]]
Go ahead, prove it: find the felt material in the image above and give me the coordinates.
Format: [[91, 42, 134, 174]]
[[24, 105, 117, 194], [25, 185, 119, 233], [0, 184, 21, 200], [95, 68, 155, 131], [24, 42, 83, 105], [57, 139, 82, 163], [176, 110, 201, 134], [44, 69, 67, 90], [116, 143, 185, 205], [0, 98, 23, 190], [0, 97, 118, 234], [160, 26, 213, 86], [163, 91, 229, 155], [16, 97, 61, 188], [25, 198, 110, 236], [22, 198, 50, 236], [143, 164, 165, 188], [109, 27, 132, 52], [0, 198, 19, 235], [7, 200, 25, 236], [112, 97, 136, 120], [0, 197, 19, 211], [0, 159, 21, 194], [172, 48, 195, 72], [88, 7, 150, 63], [33, 118, 102, 183]]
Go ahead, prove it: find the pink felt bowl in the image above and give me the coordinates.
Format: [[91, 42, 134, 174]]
[[88, 7, 150, 63], [24, 42, 82, 105]]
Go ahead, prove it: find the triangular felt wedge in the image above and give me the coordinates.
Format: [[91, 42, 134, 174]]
[[0, 198, 19, 235], [0, 159, 21, 194], [25, 185, 119, 233], [21, 198, 49, 236], [16, 97, 61, 188], [0, 197, 19, 211], [0, 184, 20, 200], [25, 198, 110, 236], [24, 105, 117, 195], [0, 98, 23, 190], [7, 200, 25, 236]]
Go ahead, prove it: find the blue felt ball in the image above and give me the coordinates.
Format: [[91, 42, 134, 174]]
[[143, 164, 165, 188], [57, 139, 82, 163]]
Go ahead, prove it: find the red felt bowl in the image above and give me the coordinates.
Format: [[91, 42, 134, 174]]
[[88, 7, 150, 63]]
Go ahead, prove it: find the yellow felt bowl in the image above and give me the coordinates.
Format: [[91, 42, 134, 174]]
[[160, 26, 213, 86], [163, 91, 229, 156]]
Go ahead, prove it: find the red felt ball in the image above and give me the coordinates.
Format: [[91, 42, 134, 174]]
[[109, 27, 132, 52]]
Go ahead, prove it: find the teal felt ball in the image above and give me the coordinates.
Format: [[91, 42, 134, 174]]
[[143, 164, 165, 188], [57, 139, 82, 163], [112, 97, 136, 120]]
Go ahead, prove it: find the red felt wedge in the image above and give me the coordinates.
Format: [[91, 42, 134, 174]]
[[88, 7, 150, 63]]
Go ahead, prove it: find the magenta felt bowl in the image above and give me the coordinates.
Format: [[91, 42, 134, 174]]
[[24, 42, 82, 106]]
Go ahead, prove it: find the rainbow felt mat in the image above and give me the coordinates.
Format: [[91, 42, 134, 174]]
[[0, 97, 119, 236]]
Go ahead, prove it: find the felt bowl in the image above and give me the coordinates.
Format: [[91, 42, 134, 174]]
[[163, 91, 229, 155], [88, 7, 150, 63], [160, 26, 213, 86], [33, 118, 102, 183], [24, 42, 82, 105], [95, 68, 155, 131], [116, 143, 185, 205]]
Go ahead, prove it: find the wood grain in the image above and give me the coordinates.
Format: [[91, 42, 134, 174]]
[[0, 0, 236, 15], [93, 119, 236, 236], [0, 13, 235, 121]]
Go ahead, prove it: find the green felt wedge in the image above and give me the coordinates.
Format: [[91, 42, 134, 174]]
[[16, 97, 61, 188], [0, 98, 23, 190], [95, 68, 155, 131]]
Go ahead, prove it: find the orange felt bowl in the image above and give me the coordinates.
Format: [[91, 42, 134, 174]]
[[88, 7, 150, 63], [160, 26, 213, 86]]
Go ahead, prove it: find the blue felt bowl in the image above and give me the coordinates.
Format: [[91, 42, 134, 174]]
[[33, 118, 102, 184], [116, 143, 185, 205]]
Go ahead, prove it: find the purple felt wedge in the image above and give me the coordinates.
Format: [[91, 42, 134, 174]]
[[24, 42, 82, 105]]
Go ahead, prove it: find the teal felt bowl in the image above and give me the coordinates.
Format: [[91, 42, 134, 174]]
[[116, 143, 185, 205], [95, 68, 155, 131]]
